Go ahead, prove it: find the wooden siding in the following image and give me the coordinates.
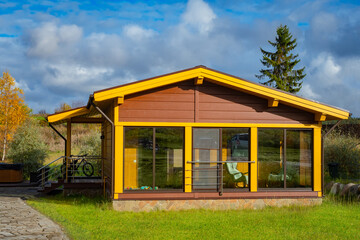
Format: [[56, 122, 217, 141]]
[[197, 81, 315, 124], [119, 80, 195, 122], [118, 79, 315, 124]]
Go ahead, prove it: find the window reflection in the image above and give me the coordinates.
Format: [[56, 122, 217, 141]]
[[258, 129, 312, 189], [222, 128, 249, 190], [124, 127, 184, 191]]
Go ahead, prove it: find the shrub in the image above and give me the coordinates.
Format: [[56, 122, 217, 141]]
[[324, 131, 360, 180], [79, 130, 101, 156], [8, 119, 48, 178]]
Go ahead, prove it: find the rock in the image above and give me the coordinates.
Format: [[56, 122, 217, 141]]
[[330, 183, 343, 195], [339, 183, 344, 192], [339, 183, 356, 197], [325, 181, 335, 192], [348, 184, 360, 198], [330, 183, 339, 195]]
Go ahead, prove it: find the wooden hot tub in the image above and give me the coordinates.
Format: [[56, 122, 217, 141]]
[[0, 163, 23, 183]]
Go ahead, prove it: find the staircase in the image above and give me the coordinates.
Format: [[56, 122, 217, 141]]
[[37, 156, 65, 194], [38, 178, 64, 193], [36, 155, 103, 194]]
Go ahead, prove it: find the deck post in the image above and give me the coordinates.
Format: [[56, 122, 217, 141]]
[[66, 119, 71, 182]]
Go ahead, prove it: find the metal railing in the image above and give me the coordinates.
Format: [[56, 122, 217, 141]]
[[187, 160, 255, 195], [64, 155, 102, 182], [36, 155, 103, 190], [37, 156, 65, 189]]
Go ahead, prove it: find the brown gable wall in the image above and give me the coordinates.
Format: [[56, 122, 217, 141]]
[[118, 80, 315, 124]]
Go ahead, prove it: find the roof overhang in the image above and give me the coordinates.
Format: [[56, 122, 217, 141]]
[[92, 66, 350, 121], [47, 66, 350, 123], [47, 105, 105, 125]]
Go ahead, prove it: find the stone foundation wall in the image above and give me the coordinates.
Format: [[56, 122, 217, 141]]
[[113, 198, 322, 212]]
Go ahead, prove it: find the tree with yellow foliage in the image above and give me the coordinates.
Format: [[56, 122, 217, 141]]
[[0, 72, 28, 161]]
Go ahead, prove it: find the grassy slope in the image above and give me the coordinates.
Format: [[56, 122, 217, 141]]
[[27, 196, 360, 240]]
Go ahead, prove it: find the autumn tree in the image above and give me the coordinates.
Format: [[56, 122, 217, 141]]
[[256, 25, 306, 93], [0, 72, 28, 161]]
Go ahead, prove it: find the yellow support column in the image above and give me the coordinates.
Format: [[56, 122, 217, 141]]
[[65, 119, 71, 182], [184, 126, 192, 192], [250, 127, 258, 192], [313, 128, 322, 196], [114, 102, 123, 198]]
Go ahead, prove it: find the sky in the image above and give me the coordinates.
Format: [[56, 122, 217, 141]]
[[0, 0, 360, 116]]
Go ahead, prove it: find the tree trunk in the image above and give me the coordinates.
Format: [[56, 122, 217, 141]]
[[2, 129, 7, 161]]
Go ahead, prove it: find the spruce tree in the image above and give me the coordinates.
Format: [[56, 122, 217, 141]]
[[256, 25, 305, 93]]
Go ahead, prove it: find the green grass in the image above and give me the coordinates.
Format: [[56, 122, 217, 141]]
[[27, 195, 360, 240]]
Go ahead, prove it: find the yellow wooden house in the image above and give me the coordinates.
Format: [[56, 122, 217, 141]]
[[47, 66, 349, 211]]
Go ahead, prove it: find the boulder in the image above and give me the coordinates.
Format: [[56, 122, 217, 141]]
[[330, 183, 340, 195], [325, 181, 335, 192], [339, 183, 356, 197], [348, 184, 360, 199]]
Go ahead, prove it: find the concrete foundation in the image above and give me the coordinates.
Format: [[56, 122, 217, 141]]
[[113, 198, 322, 212]]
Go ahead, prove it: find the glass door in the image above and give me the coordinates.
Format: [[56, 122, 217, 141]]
[[192, 128, 220, 191]]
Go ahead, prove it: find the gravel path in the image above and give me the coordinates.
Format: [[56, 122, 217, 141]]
[[0, 187, 69, 240]]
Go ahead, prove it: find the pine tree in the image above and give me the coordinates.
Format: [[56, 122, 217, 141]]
[[256, 25, 305, 93]]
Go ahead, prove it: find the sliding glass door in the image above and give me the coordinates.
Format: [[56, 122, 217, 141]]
[[192, 128, 250, 192]]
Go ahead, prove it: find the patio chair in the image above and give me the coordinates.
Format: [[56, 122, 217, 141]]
[[226, 162, 248, 187]]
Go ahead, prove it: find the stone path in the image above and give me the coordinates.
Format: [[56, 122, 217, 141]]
[[0, 187, 69, 240]]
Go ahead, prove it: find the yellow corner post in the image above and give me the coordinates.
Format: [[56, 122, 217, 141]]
[[184, 126, 192, 192], [114, 101, 123, 196], [250, 127, 258, 192], [313, 128, 322, 196]]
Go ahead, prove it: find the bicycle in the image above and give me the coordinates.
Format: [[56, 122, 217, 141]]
[[61, 154, 94, 177]]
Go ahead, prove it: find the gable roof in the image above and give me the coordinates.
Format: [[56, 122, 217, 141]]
[[48, 65, 350, 123]]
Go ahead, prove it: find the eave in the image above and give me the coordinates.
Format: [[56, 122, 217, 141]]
[[92, 66, 350, 121]]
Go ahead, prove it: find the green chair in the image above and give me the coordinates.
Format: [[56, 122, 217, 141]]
[[226, 162, 248, 187]]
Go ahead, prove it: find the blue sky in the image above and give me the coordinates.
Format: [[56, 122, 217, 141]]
[[1, 0, 360, 116]]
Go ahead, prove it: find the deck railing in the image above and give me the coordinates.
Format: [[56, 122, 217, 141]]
[[37, 156, 65, 189], [36, 155, 103, 190]]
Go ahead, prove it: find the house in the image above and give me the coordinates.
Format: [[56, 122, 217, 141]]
[[47, 66, 350, 211]]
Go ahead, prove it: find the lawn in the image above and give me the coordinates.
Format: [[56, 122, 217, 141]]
[[27, 195, 360, 240]]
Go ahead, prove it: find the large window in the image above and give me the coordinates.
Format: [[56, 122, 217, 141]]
[[222, 128, 249, 190], [258, 129, 312, 189], [192, 128, 250, 192], [124, 127, 184, 191]]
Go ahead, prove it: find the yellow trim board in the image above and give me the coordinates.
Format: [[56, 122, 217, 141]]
[[93, 66, 349, 120], [116, 122, 321, 129], [250, 127, 258, 192], [47, 107, 90, 123]]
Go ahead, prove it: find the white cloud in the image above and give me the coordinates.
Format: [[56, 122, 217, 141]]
[[309, 52, 341, 84], [43, 63, 114, 92], [182, 0, 216, 34], [27, 22, 82, 57], [123, 25, 155, 41], [300, 84, 320, 100]]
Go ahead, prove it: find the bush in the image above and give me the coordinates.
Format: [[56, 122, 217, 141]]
[[8, 119, 48, 179], [79, 131, 101, 156], [324, 131, 360, 180]]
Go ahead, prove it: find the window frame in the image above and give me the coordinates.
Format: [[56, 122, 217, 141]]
[[123, 126, 185, 193], [257, 128, 314, 191]]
